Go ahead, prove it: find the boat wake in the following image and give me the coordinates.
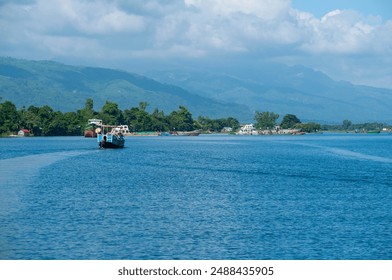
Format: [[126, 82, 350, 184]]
[[290, 141, 392, 164], [284, 142, 392, 163], [0, 150, 94, 216], [325, 147, 392, 163]]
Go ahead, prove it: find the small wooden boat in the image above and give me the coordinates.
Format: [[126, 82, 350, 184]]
[[96, 124, 125, 148]]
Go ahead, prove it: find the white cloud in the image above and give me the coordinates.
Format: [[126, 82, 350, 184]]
[[0, 0, 391, 87], [36, 0, 146, 35], [2, 0, 390, 56], [321, 9, 343, 22], [297, 9, 392, 55], [185, 0, 291, 21]]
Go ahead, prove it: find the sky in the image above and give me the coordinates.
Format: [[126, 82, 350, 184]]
[[0, 0, 391, 88]]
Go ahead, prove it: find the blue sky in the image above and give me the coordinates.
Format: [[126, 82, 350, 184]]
[[0, 0, 391, 88], [293, 0, 392, 19]]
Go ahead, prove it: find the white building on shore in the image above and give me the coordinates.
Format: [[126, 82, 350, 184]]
[[237, 124, 259, 135]]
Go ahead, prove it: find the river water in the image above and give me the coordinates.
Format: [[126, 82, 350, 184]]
[[1, 134, 391, 259]]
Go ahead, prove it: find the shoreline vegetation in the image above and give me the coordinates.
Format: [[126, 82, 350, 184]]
[[0, 97, 390, 137]]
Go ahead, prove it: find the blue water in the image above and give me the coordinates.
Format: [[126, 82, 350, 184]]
[[1, 134, 391, 260]]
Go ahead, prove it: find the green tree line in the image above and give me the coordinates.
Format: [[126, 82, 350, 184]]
[[321, 120, 387, 132], [0, 98, 241, 136], [5, 97, 382, 137], [252, 112, 390, 133], [253, 111, 321, 133]]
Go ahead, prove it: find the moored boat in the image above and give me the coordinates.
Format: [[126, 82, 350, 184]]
[[96, 124, 125, 148], [84, 119, 102, 137], [130, 131, 160, 136], [169, 130, 200, 136], [114, 125, 131, 136]]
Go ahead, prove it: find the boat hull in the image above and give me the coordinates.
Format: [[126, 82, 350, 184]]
[[98, 134, 125, 148], [84, 129, 97, 138], [99, 141, 124, 148]]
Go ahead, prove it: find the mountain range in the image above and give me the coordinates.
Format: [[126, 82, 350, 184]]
[[1, 56, 391, 123], [146, 62, 392, 123], [0, 57, 250, 120]]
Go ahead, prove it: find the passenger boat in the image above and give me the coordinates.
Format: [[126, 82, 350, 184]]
[[96, 124, 125, 148]]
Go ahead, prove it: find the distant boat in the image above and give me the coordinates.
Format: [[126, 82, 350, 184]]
[[131, 131, 160, 136], [96, 124, 125, 148], [367, 130, 381, 134], [84, 119, 102, 137], [291, 130, 306, 135], [169, 130, 200, 136], [114, 125, 131, 136]]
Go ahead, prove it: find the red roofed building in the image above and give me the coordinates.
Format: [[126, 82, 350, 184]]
[[17, 129, 30, 136]]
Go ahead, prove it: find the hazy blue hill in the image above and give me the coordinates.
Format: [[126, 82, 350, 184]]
[[0, 57, 251, 120], [2, 57, 391, 122], [146, 63, 392, 122]]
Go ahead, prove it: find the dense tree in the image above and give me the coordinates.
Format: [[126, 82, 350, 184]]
[[78, 98, 96, 121], [296, 122, 321, 133], [197, 116, 219, 131], [254, 111, 279, 130], [123, 107, 137, 131], [197, 116, 240, 132], [322, 121, 386, 132], [342, 119, 352, 131], [99, 101, 123, 125], [0, 100, 19, 134], [281, 114, 301, 129], [23, 105, 42, 135], [37, 105, 57, 135], [150, 108, 168, 131], [46, 111, 68, 136], [49, 112, 82, 136], [225, 117, 240, 130], [169, 106, 196, 131], [123, 102, 154, 132], [0, 98, 335, 137]]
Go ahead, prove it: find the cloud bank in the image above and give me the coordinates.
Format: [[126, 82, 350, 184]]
[[0, 0, 391, 87]]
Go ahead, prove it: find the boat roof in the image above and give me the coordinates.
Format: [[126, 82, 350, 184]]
[[88, 119, 102, 124], [98, 124, 117, 128]]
